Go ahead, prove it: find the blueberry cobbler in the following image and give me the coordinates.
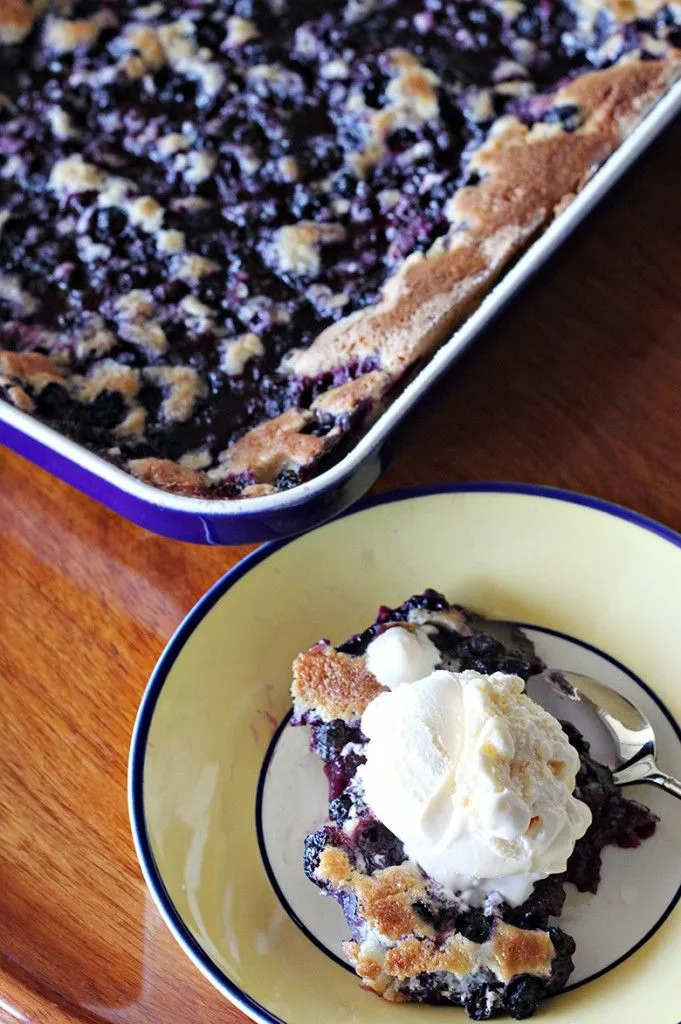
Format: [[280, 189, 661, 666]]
[[290, 591, 658, 1019], [0, 2, 680, 498]]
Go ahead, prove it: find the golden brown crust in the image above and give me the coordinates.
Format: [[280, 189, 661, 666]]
[[291, 643, 385, 722], [582, 0, 670, 23], [317, 848, 432, 939], [0, 0, 42, 43], [325, 851, 556, 997], [281, 55, 681, 388], [128, 457, 207, 495], [281, 222, 530, 380], [141, 51, 680, 496], [42, 12, 109, 53], [346, 944, 384, 982], [0, 374, 34, 411], [459, 58, 681, 237], [315, 847, 355, 887], [0, 350, 65, 392], [208, 408, 338, 486], [350, 922, 554, 993], [355, 863, 432, 941], [383, 934, 476, 979], [240, 482, 279, 498], [121, 376, 389, 493], [490, 921, 555, 983], [310, 370, 392, 418], [2, 36, 679, 498]]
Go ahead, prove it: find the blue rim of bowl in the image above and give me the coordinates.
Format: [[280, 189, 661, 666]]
[[128, 481, 681, 1024]]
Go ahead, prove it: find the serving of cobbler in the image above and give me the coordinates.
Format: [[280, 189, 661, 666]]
[[290, 590, 658, 1019], [0, 1, 679, 499]]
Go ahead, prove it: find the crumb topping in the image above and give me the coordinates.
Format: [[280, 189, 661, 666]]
[[128, 456, 206, 494], [75, 360, 140, 404], [1, 0, 679, 499], [348, 50, 441, 175], [0, 273, 38, 316], [143, 365, 205, 423], [297, 591, 658, 1013], [0, 0, 41, 44], [318, 850, 556, 985], [354, 862, 432, 941], [219, 333, 265, 376], [209, 408, 337, 485], [292, 643, 386, 722], [491, 921, 555, 982], [0, 350, 63, 392], [226, 15, 259, 47], [310, 371, 391, 418], [43, 12, 112, 53], [46, 107, 80, 141], [274, 222, 347, 277]]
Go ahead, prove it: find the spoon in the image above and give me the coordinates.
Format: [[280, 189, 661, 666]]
[[485, 620, 681, 801]]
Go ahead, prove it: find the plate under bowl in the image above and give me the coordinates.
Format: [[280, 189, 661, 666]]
[[129, 483, 681, 1023]]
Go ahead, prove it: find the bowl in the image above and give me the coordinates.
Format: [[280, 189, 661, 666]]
[[129, 483, 681, 1022]]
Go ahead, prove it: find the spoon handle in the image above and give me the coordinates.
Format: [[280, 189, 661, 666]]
[[651, 771, 681, 801], [615, 757, 681, 801]]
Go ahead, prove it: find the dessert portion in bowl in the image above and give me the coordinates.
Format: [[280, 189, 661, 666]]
[[290, 590, 658, 1019], [0, 1, 680, 499]]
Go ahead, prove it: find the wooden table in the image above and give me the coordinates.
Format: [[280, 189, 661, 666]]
[[0, 118, 679, 1024]]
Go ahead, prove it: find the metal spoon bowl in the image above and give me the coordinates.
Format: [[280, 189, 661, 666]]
[[488, 621, 681, 801]]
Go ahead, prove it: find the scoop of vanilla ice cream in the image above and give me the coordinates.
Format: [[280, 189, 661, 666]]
[[365, 624, 441, 689], [358, 662, 592, 906]]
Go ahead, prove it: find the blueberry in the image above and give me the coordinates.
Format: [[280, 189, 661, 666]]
[[138, 383, 164, 420], [234, 122, 266, 151], [353, 819, 405, 871], [197, 22, 226, 51], [498, 656, 533, 676], [310, 720, 356, 762], [91, 207, 127, 239], [545, 104, 584, 132], [402, 589, 449, 614], [459, 909, 493, 944], [548, 926, 576, 960], [302, 418, 335, 437], [153, 280, 189, 305], [324, 749, 364, 801], [303, 828, 330, 881], [467, 6, 497, 30], [80, 389, 126, 430], [303, 826, 348, 882], [467, 634, 504, 658], [545, 926, 576, 994], [465, 985, 496, 1020], [412, 899, 441, 929], [36, 382, 75, 422], [503, 975, 544, 1019], [515, 11, 543, 41], [274, 468, 301, 489], [328, 792, 353, 826], [332, 172, 356, 198]]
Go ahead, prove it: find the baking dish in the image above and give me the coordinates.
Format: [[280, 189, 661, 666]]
[[1, 78, 680, 545]]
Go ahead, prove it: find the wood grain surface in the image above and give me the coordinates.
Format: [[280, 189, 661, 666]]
[[0, 119, 679, 1024]]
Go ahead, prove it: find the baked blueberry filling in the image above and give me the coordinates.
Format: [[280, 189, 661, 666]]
[[0, 2, 679, 495], [293, 591, 658, 1018]]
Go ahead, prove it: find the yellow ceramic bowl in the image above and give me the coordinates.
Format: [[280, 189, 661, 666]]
[[129, 484, 681, 1024]]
